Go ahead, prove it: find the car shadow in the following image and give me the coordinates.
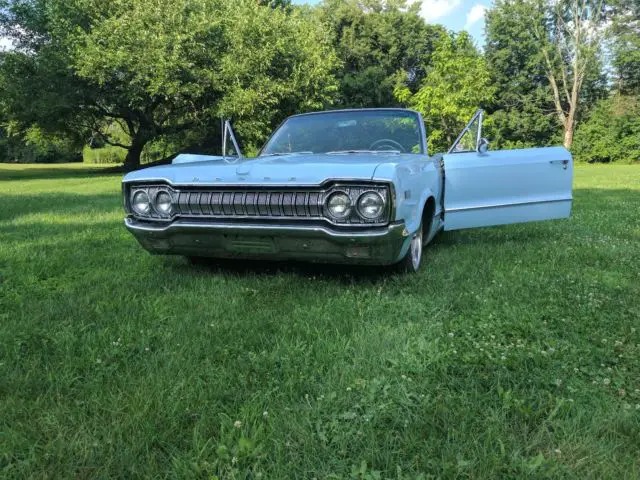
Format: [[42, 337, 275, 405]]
[[170, 256, 393, 284]]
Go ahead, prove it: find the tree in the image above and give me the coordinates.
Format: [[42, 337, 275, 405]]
[[0, 0, 338, 169], [609, 0, 640, 94], [533, 0, 608, 148], [485, 0, 559, 149], [394, 31, 494, 153], [572, 94, 640, 162], [317, 0, 446, 108]]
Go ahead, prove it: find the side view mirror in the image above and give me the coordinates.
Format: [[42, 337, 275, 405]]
[[477, 137, 490, 154]]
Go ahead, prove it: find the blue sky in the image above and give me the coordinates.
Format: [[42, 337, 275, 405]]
[[293, 0, 492, 46]]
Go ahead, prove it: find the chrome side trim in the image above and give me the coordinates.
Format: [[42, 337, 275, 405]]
[[446, 197, 572, 213]]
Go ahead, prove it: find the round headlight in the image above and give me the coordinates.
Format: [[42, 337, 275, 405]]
[[326, 192, 352, 219], [132, 190, 150, 215], [155, 191, 172, 215], [357, 191, 385, 219]]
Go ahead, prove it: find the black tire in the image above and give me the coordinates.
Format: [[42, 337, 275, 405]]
[[394, 222, 424, 273]]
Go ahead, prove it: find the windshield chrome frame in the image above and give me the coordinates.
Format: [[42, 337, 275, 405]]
[[258, 108, 427, 157]]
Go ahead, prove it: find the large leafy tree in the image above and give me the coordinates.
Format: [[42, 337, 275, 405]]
[[395, 31, 494, 153], [317, 0, 446, 108], [609, 0, 640, 95], [485, 0, 608, 150], [485, 0, 559, 149], [533, 0, 608, 148], [0, 0, 338, 169]]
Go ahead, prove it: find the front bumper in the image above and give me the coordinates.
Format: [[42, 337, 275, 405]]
[[124, 217, 410, 265]]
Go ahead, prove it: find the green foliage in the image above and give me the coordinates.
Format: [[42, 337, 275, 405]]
[[484, 0, 558, 149], [83, 145, 127, 164], [1, 163, 640, 476], [609, 0, 640, 95], [395, 31, 494, 153], [318, 0, 446, 108], [0, 0, 338, 167], [0, 0, 638, 164], [0, 124, 81, 163], [485, 0, 608, 149], [572, 95, 640, 163]]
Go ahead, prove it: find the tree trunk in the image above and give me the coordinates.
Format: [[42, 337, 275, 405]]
[[563, 124, 574, 149], [123, 141, 146, 171], [563, 104, 576, 149]]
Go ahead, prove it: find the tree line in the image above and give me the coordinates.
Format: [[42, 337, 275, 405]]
[[0, 0, 638, 168]]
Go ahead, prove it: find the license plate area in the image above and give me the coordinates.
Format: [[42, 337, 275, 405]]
[[226, 235, 277, 254]]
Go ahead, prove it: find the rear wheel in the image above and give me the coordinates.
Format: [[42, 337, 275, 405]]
[[395, 223, 423, 273]]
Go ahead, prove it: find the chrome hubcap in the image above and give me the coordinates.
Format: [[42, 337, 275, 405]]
[[411, 228, 423, 270]]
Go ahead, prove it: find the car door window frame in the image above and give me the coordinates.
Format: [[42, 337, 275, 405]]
[[448, 109, 483, 154], [223, 120, 243, 159]]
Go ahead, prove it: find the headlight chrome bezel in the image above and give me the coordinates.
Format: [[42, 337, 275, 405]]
[[127, 185, 177, 221], [154, 190, 173, 216], [131, 190, 151, 215], [356, 191, 385, 220], [325, 191, 353, 219]]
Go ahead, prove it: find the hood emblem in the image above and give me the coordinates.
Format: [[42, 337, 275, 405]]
[[236, 165, 251, 176]]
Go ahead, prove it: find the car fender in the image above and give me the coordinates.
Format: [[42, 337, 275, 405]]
[[373, 158, 440, 235]]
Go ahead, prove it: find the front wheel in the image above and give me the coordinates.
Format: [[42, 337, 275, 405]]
[[394, 224, 423, 273]]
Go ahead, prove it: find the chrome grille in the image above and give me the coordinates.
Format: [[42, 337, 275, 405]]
[[175, 190, 324, 219]]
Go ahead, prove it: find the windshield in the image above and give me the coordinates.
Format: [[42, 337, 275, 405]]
[[260, 110, 424, 156]]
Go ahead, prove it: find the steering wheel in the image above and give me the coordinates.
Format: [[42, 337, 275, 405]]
[[369, 138, 405, 152]]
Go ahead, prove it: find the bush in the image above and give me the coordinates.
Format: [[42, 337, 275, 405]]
[[83, 145, 128, 164], [572, 95, 640, 163], [0, 125, 82, 163]]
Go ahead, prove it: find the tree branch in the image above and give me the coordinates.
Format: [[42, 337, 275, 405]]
[[541, 46, 567, 127]]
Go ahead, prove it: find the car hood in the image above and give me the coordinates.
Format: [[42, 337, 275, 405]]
[[123, 153, 408, 186]]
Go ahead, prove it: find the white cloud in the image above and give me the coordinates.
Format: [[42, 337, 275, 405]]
[[464, 4, 487, 29], [418, 0, 462, 23]]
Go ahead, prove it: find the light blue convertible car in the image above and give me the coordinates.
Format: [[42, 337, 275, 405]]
[[122, 109, 572, 272]]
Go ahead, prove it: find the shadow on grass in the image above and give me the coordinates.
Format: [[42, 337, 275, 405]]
[[170, 256, 393, 284], [0, 193, 121, 222], [0, 164, 121, 182]]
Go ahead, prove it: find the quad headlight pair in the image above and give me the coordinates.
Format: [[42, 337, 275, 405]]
[[326, 191, 385, 220], [131, 189, 173, 217]]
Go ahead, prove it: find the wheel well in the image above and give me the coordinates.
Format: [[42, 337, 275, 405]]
[[422, 197, 436, 236]]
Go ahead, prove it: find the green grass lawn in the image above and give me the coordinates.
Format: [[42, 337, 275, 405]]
[[1, 163, 639, 479]]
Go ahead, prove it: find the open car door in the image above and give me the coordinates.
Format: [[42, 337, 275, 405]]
[[443, 110, 573, 231]]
